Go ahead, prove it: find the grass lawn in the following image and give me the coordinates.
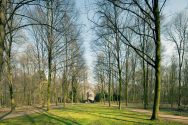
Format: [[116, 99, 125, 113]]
[[0, 104, 185, 125]]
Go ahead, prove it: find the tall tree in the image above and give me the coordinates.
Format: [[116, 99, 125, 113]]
[[166, 11, 188, 108], [0, 0, 6, 81], [46, 0, 53, 111], [94, 0, 166, 119]]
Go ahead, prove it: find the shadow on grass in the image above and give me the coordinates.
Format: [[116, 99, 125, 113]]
[[66, 106, 149, 119], [42, 112, 82, 125], [66, 108, 149, 124], [1, 107, 82, 125], [97, 112, 149, 120], [35, 105, 149, 125], [24, 114, 36, 125], [65, 105, 149, 117], [0, 111, 12, 120], [33, 107, 82, 125]]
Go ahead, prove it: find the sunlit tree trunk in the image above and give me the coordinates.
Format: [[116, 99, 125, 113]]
[[7, 36, 15, 111], [6, 2, 16, 111], [0, 0, 6, 82], [7, 60, 15, 111]]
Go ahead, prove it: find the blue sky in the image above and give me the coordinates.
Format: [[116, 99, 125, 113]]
[[162, 0, 188, 64], [76, 0, 96, 84], [164, 0, 188, 14], [75, 0, 188, 84]]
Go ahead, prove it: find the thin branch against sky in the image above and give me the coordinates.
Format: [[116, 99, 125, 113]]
[[75, 0, 188, 83]]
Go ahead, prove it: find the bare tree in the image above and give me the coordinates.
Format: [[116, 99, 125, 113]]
[[92, 0, 167, 119], [166, 11, 188, 108]]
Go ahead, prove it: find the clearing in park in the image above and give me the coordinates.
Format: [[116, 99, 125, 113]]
[[0, 104, 187, 125]]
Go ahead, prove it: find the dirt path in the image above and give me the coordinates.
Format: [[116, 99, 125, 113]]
[[130, 108, 188, 124], [0, 106, 44, 120]]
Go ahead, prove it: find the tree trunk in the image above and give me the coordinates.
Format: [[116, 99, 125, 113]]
[[9, 85, 15, 111], [118, 63, 122, 110], [47, 49, 52, 111], [132, 56, 136, 103], [8, 66, 15, 111], [102, 75, 105, 105], [62, 72, 67, 108], [7, 47, 15, 111], [46, 0, 53, 111], [143, 53, 146, 108], [0, 0, 6, 81], [142, 23, 148, 109], [53, 66, 58, 106], [111, 69, 114, 103], [151, 0, 161, 120], [146, 63, 149, 108], [63, 94, 66, 107], [71, 76, 74, 105], [108, 51, 111, 107], [178, 59, 182, 108], [125, 46, 129, 106]]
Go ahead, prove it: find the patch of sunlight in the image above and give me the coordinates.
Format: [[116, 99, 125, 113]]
[[50, 110, 94, 119]]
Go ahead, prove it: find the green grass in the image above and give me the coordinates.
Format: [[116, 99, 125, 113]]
[[0, 104, 185, 125]]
